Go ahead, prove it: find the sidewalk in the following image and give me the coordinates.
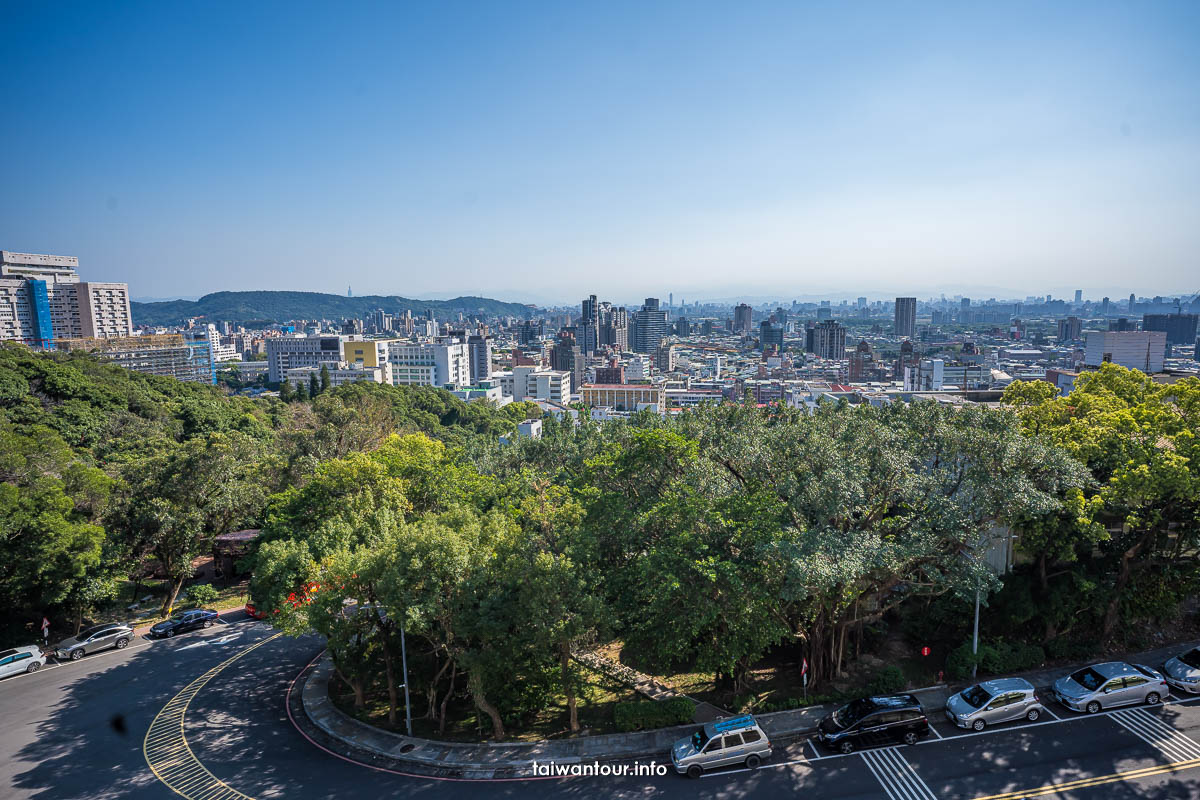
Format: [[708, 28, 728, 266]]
[[298, 640, 1196, 779]]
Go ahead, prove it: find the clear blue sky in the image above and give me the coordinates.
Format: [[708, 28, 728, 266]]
[[1, 0, 1197, 304]]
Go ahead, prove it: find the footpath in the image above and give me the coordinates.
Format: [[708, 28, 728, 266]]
[[297, 639, 1196, 779]]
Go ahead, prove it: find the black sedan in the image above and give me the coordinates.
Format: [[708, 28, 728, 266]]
[[149, 609, 220, 638]]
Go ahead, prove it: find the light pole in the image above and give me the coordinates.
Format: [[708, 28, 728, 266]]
[[400, 623, 412, 737]]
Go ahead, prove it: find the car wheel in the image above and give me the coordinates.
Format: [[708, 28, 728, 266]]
[[1146, 692, 1161, 706], [26, 662, 41, 673], [839, 740, 855, 754], [1086, 701, 1101, 714], [686, 765, 703, 779], [69, 649, 83, 661], [203, 620, 214, 628], [903, 731, 920, 745], [1026, 709, 1041, 722], [167, 628, 176, 638], [745, 754, 761, 769], [115, 638, 128, 649], [972, 719, 986, 732]]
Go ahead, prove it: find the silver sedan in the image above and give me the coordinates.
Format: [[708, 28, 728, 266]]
[[945, 677, 1045, 730], [1053, 661, 1169, 714], [1163, 647, 1200, 695]]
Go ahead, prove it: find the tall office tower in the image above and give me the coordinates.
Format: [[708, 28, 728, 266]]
[[807, 320, 846, 360], [960, 297, 971, 322], [1074, 289, 1083, 304], [1143, 313, 1199, 346], [1101, 297, 1111, 316], [466, 334, 494, 384], [1057, 317, 1082, 342], [733, 303, 753, 335], [632, 298, 668, 354], [759, 320, 784, 352], [0, 251, 133, 347], [857, 296, 868, 310], [602, 306, 629, 350], [550, 329, 584, 391], [894, 297, 917, 339], [848, 339, 874, 381], [669, 293, 673, 308], [1129, 293, 1137, 312], [656, 343, 677, 372]]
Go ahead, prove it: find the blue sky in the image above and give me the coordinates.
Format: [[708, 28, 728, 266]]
[[1, 0, 1198, 304]]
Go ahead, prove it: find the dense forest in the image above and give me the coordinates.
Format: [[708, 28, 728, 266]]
[[130, 290, 534, 327], [2, 341, 1198, 740]]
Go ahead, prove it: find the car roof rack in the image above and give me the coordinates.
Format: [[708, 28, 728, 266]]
[[713, 715, 755, 732]]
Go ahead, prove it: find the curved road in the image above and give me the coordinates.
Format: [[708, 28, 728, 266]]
[[4, 613, 1200, 799]]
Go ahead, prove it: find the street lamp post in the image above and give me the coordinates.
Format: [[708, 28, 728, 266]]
[[400, 623, 412, 737]]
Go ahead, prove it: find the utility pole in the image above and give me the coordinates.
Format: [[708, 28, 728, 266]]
[[972, 586, 981, 680], [400, 624, 412, 737]]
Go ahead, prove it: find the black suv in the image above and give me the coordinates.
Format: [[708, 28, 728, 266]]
[[814, 694, 931, 754], [149, 609, 220, 638]]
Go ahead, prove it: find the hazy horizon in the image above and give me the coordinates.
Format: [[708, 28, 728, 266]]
[[3, 1, 1198, 300]]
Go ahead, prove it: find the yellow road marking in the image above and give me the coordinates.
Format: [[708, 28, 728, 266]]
[[143, 633, 282, 800], [973, 756, 1200, 799]]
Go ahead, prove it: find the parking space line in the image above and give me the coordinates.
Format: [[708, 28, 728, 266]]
[[862, 747, 938, 800], [1039, 702, 1060, 720], [806, 738, 826, 760], [1111, 707, 1200, 762], [927, 722, 943, 739]]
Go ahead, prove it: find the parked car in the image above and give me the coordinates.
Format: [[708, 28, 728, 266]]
[[1163, 647, 1200, 694], [814, 694, 932, 754], [671, 714, 772, 778], [1053, 661, 1169, 714], [244, 602, 266, 620], [945, 677, 1045, 730], [0, 645, 49, 679], [149, 609, 219, 638], [54, 623, 135, 661]]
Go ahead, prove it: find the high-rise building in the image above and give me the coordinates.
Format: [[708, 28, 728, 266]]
[[632, 298, 668, 354], [1128, 293, 1137, 312], [733, 303, 753, 335], [808, 320, 846, 360], [1084, 331, 1166, 373], [1142, 313, 1198, 346], [386, 338, 471, 389], [656, 343, 677, 372], [759, 320, 784, 352], [266, 335, 347, 383], [1074, 289, 1083, 304], [550, 329, 583, 391], [466, 334, 494, 384], [1057, 317, 1082, 342], [894, 297, 917, 339], [0, 251, 133, 347], [594, 360, 625, 385], [1101, 297, 1111, 316]]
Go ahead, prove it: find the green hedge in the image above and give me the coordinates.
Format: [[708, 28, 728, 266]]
[[947, 639, 1046, 681], [613, 697, 696, 732]]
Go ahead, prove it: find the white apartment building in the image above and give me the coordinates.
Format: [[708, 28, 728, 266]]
[[0, 251, 133, 346], [623, 353, 651, 380], [265, 334, 348, 383], [284, 361, 387, 390], [498, 366, 573, 403], [386, 339, 470, 389], [1084, 331, 1166, 373]]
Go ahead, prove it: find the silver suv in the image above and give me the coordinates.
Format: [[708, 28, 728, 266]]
[[54, 623, 135, 661], [671, 715, 772, 778], [945, 677, 1044, 730], [1053, 661, 1169, 714]]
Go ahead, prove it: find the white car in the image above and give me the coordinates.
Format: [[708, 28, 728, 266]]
[[1163, 647, 1200, 694], [0, 645, 48, 679]]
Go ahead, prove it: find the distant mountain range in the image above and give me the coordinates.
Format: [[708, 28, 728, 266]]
[[130, 290, 536, 327]]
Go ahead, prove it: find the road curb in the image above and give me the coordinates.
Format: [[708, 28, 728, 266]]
[[296, 653, 864, 778]]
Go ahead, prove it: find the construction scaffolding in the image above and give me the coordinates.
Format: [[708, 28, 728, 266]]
[[56, 334, 216, 384]]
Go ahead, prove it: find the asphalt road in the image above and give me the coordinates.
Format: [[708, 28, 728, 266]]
[[4, 613, 1200, 799]]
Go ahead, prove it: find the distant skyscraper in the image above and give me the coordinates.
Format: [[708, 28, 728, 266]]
[[733, 303, 753, 335], [894, 297, 917, 339], [632, 298, 668, 354], [808, 320, 846, 360], [759, 320, 783, 352], [1129, 293, 1137, 312], [1074, 289, 1083, 304], [669, 292, 673, 308], [1143, 313, 1198, 346], [1101, 297, 1111, 316]]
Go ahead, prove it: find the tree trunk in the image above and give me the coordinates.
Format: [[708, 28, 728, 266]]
[[75, 606, 83, 635], [439, 662, 456, 735], [161, 575, 186, 616], [1102, 533, 1151, 641], [334, 666, 366, 709], [379, 627, 399, 726], [469, 674, 505, 740], [560, 645, 579, 733], [425, 657, 452, 720], [1037, 552, 1049, 594]]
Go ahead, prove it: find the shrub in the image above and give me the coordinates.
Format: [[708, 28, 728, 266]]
[[613, 697, 696, 732], [187, 583, 220, 608], [868, 665, 907, 695], [947, 639, 1046, 681]]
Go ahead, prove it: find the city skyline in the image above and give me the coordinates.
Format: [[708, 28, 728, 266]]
[[3, 1, 1198, 300]]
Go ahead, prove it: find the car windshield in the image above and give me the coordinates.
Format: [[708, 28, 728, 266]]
[[832, 698, 876, 729], [691, 728, 709, 751], [1070, 667, 1106, 690], [960, 685, 992, 709], [78, 625, 109, 639], [1180, 649, 1200, 670]]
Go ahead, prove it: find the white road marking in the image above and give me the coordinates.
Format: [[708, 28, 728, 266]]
[[1111, 707, 1200, 762], [861, 746, 939, 800], [927, 722, 944, 739], [1039, 702, 1061, 721]]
